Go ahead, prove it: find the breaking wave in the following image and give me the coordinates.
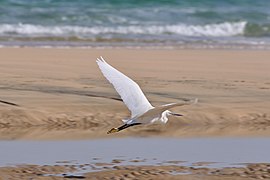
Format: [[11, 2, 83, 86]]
[[0, 22, 247, 37]]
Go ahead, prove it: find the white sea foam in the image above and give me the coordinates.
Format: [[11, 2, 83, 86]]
[[0, 22, 246, 37]]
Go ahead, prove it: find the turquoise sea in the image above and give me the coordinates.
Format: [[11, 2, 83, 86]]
[[1, 0, 270, 48]]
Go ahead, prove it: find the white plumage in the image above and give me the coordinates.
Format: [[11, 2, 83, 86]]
[[96, 57, 153, 118], [96, 56, 197, 134]]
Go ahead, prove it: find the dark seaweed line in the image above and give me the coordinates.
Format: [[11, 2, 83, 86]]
[[1, 86, 123, 102], [0, 99, 19, 106]]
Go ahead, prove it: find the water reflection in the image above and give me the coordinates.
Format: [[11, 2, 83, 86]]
[[1, 138, 270, 169]]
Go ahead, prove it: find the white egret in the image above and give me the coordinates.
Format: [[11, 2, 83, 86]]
[[96, 57, 197, 134]]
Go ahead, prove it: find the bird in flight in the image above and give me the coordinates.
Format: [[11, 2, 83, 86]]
[[96, 57, 197, 134]]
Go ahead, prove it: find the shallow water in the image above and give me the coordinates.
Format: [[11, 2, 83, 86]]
[[1, 138, 270, 170]]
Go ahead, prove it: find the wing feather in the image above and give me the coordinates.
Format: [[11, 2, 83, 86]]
[[96, 57, 153, 118], [156, 98, 198, 112]]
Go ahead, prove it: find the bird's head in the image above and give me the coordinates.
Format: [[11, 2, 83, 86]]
[[160, 110, 183, 124]]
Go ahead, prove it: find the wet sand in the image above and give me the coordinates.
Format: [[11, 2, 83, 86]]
[[1, 163, 270, 179], [0, 48, 270, 179]]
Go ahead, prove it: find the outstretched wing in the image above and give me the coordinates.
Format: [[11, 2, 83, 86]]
[[96, 57, 153, 118], [156, 98, 198, 112]]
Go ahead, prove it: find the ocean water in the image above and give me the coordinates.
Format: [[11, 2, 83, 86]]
[[0, 0, 270, 48]]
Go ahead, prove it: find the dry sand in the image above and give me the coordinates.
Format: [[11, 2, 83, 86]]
[[0, 48, 269, 139]]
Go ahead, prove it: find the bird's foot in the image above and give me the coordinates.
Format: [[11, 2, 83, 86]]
[[107, 128, 119, 134]]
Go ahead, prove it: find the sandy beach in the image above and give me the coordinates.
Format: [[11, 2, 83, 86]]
[[0, 47, 270, 179], [0, 48, 270, 139], [2, 1, 270, 179]]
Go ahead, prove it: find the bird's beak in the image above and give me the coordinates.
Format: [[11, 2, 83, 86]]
[[170, 112, 183, 116]]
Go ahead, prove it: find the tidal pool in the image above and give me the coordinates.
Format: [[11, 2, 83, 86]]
[[1, 138, 270, 169]]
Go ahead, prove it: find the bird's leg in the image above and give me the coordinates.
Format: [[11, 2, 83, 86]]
[[107, 123, 142, 134]]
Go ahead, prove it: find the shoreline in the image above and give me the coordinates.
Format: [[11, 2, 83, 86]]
[[1, 137, 270, 179], [1, 44, 270, 50]]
